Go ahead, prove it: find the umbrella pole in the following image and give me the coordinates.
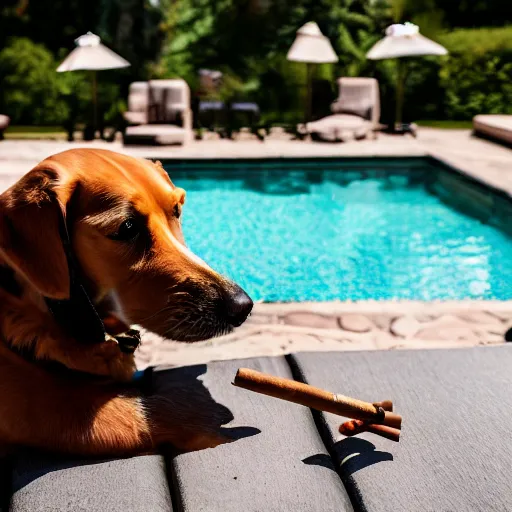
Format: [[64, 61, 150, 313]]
[[305, 62, 313, 124], [395, 58, 406, 130], [92, 70, 98, 138]]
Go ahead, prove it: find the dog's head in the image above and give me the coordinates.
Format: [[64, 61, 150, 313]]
[[0, 148, 252, 342]]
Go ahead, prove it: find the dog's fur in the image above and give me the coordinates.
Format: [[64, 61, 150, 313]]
[[0, 148, 252, 456]]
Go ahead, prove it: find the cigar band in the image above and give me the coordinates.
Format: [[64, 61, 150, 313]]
[[375, 406, 386, 422]]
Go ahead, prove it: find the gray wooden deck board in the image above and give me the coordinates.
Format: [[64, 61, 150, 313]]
[[290, 346, 512, 512], [165, 357, 353, 512], [9, 452, 172, 512]]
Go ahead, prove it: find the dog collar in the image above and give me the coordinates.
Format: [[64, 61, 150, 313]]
[[44, 207, 140, 353], [8, 340, 152, 392], [132, 367, 154, 395]]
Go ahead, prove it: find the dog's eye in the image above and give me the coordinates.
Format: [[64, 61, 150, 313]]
[[111, 218, 140, 241], [173, 204, 181, 219]]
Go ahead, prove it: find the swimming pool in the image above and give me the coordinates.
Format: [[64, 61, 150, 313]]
[[165, 158, 512, 302]]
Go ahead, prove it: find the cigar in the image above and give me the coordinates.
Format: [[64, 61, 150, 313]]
[[233, 368, 402, 429], [339, 420, 401, 442], [373, 400, 393, 412]]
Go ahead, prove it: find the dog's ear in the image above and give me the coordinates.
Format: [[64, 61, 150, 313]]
[[0, 162, 74, 299]]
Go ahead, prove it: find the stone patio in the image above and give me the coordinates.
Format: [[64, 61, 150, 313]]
[[136, 301, 512, 368], [0, 128, 511, 367]]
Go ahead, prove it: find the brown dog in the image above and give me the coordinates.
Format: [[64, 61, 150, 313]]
[[0, 148, 253, 456]]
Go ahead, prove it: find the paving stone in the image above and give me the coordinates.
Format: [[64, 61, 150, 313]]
[[488, 311, 511, 322], [414, 314, 439, 323], [488, 327, 507, 338], [416, 326, 479, 342], [371, 314, 393, 330], [390, 316, 421, 338], [475, 332, 505, 343], [457, 312, 504, 325], [245, 314, 276, 325], [373, 332, 403, 349], [282, 312, 339, 330], [339, 314, 374, 333], [435, 313, 468, 324]]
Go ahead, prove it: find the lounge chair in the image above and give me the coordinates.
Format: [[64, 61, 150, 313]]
[[123, 82, 149, 126], [473, 115, 512, 146], [0, 115, 10, 141], [124, 79, 193, 145], [304, 77, 380, 142], [6, 346, 512, 511]]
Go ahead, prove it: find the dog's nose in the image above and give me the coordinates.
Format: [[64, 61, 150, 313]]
[[224, 285, 253, 327]]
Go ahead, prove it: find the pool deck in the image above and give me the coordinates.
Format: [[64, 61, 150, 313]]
[[0, 128, 511, 366]]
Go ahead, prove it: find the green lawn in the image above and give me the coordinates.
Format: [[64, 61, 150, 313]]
[[5, 125, 67, 140], [416, 120, 473, 129], [4, 121, 474, 140]]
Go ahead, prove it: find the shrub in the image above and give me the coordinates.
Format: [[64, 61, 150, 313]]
[[437, 27, 512, 119], [0, 38, 69, 125]]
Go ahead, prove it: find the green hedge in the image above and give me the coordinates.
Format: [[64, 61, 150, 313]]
[[380, 26, 512, 123], [0, 37, 126, 133], [438, 27, 512, 120], [0, 38, 69, 125]]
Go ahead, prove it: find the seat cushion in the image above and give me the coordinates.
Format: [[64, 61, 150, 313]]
[[124, 124, 187, 145], [0, 115, 10, 130], [123, 111, 147, 126], [306, 114, 370, 141], [289, 346, 512, 512], [473, 115, 512, 145]]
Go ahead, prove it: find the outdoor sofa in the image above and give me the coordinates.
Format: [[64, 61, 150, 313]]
[[123, 79, 193, 145]]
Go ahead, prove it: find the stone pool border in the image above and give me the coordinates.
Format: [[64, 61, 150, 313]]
[[137, 301, 512, 369]]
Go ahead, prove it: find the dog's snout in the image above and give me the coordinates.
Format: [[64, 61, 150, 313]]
[[223, 285, 253, 327]]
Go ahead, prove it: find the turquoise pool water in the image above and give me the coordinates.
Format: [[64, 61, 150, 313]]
[[167, 161, 512, 302]]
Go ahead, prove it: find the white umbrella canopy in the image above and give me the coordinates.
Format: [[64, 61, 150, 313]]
[[287, 22, 338, 123], [57, 32, 130, 72], [366, 23, 448, 131], [57, 32, 130, 135], [287, 22, 339, 64], [367, 23, 447, 60]]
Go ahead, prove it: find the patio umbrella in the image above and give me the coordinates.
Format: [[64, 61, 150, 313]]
[[57, 32, 130, 134], [287, 22, 338, 123], [366, 23, 447, 131]]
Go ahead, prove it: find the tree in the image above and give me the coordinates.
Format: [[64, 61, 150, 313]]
[[0, 0, 165, 84], [0, 0, 167, 127], [0, 38, 70, 125]]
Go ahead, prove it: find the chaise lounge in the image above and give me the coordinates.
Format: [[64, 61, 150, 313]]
[[305, 77, 380, 142], [4, 344, 512, 511], [123, 79, 193, 146], [473, 115, 512, 146], [0, 115, 10, 141]]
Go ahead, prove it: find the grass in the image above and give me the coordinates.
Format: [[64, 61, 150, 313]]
[[4, 121, 474, 140], [6, 125, 64, 133], [416, 120, 473, 129], [5, 125, 67, 140]]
